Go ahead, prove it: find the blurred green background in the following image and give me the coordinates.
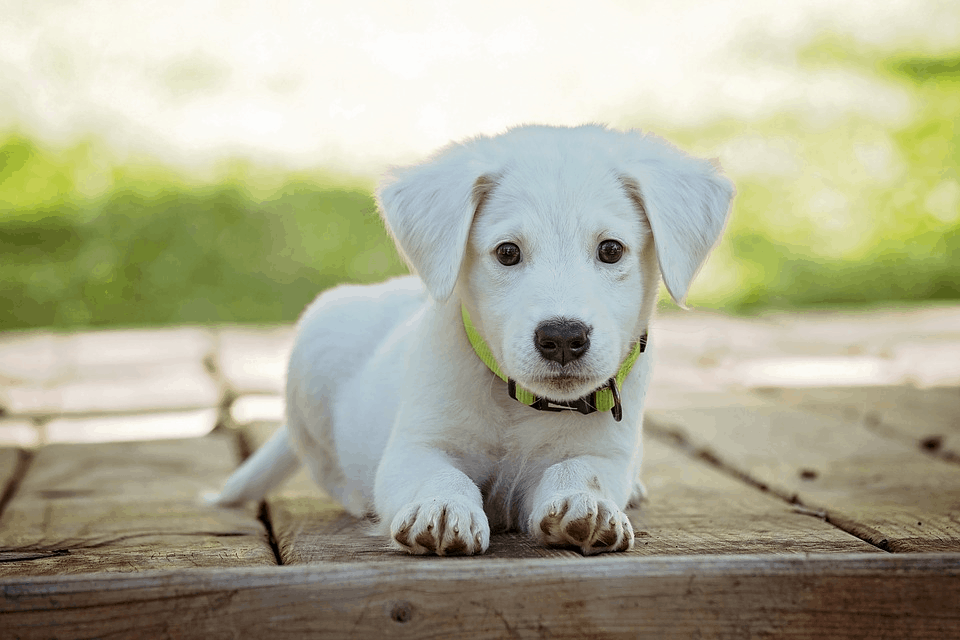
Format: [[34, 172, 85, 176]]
[[1, 41, 957, 331]]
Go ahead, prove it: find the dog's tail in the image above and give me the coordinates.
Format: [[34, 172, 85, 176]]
[[209, 425, 302, 506]]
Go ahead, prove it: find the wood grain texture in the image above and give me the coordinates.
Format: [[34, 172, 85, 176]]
[[244, 421, 877, 564], [635, 436, 879, 555], [0, 360, 222, 418], [757, 385, 960, 461], [0, 435, 276, 576], [647, 404, 960, 552], [2, 554, 958, 639]]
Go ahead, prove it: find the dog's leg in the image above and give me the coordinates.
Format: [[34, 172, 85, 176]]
[[526, 456, 635, 555], [376, 447, 490, 556]]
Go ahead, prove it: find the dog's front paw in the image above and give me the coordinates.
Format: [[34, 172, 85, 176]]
[[390, 496, 490, 556], [532, 493, 634, 555]]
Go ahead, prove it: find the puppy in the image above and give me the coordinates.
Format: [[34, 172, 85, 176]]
[[213, 124, 733, 555]]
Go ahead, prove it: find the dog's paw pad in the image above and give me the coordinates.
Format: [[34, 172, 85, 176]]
[[533, 493, 634, 554], [390, 497, 490, 556]]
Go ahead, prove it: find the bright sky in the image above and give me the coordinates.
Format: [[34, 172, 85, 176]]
[[1, 0, 957, 174]]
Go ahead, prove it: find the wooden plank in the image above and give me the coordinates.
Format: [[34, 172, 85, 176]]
[[217, 326, 294, 395], [0, 328, 214, 385], [44, 408, 218, 444], [64, 327, 215, 375], [0, 435, 276, 576], [757, 385, 960, 460], [760, 305, 960, 355], [0, 419, 41, 448], [244, 422, 877, 563], [650, 307, 960, 392], [646, 405, 960, 552], [636, 436, 879, 555], [0, 328, 221, 418], [1, 554, 958, 639], [1, 361, 221, 417], [230, 394, 285, 425]]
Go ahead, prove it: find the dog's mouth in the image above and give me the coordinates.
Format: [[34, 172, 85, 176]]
[[526, 370, 607, 401]]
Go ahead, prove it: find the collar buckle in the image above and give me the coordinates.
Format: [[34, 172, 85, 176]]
[[508, 377, 623, 422]]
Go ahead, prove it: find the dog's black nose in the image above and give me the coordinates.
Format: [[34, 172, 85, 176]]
[[534, 320, 591, 365]]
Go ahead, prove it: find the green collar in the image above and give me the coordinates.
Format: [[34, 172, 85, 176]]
[[461, 305, 647, 422]]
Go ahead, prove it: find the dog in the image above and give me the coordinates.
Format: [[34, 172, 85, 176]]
[[212, 124, 734, 555]]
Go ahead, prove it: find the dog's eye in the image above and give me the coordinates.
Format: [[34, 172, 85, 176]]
[[597, 240, 623, 264], [495, 243, 522, 266]]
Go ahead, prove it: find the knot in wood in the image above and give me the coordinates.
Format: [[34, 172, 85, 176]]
[[390, 601, 413, 623]]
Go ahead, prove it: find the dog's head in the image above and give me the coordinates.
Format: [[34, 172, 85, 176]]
[[378, 125, 733, 401]]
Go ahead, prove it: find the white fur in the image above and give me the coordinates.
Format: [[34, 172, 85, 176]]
[[212, 124, 734, 555]]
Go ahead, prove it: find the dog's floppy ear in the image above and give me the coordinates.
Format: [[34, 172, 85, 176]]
[[619, 134, 735, 305], [377, 142, 496, 301]]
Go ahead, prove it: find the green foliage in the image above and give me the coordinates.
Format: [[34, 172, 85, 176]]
[[0, 164, 407, 329], [1, 40, 959, 329], [665, 44, 960, 312], [889, 55, 960, 82]]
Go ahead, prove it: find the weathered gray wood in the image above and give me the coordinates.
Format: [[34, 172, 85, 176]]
[[1, 554, 958, 639], [0, 332, 61, 385], [0, 328, 220, 419], [757, 385, 960, 460], [0, 328, 214, 385], [647, 405, 960, 552], [0, 419, 41, 448], [0, 435, 276, 576], [636, 436, 879, 555], [244, 420, 877, 564], [43, 408, 218, 444], [758, 305, 960, 356], [1, 361, 221, 417], [229, 394, 285, 425], [217, 326, 294, 395]]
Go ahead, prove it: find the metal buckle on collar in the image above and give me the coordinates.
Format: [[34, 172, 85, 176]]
[[508, 377, 623, 422], [606, 377, 623, 422]]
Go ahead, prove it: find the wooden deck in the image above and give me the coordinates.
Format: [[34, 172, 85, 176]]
[[2, 306, 959, 638]]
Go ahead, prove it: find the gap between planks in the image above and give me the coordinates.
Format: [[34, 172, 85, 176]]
[[644, 424, 887, 552], [0, 448, 32, 521], [645, 401, 960, 553], [0, 435, 277, 576], [231, 424, 285, 567]]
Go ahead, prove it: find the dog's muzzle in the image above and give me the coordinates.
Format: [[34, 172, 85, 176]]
[[462, 306, 647, 423]]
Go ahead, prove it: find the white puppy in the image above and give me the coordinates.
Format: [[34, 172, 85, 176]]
[[213, 124, 733, 555]]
